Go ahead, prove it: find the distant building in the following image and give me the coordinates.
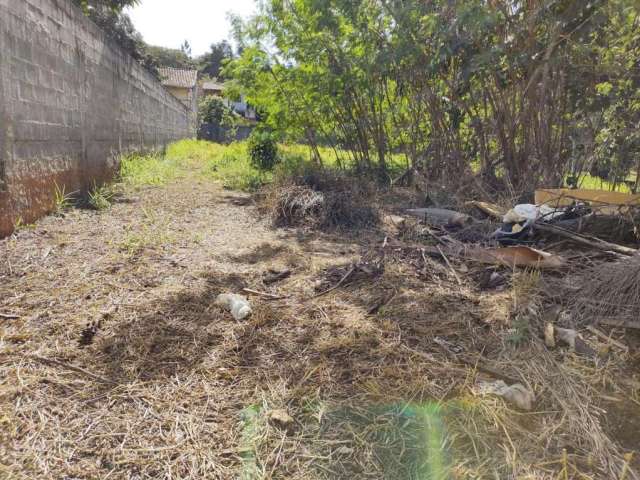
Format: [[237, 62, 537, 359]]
[[201, 80, 225, 98], [200, 79, 257, 121], [159, 67, 198, 127]]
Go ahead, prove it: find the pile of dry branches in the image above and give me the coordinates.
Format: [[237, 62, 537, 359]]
[[567, 254, 640, 327], [265, 168, 380, 230]]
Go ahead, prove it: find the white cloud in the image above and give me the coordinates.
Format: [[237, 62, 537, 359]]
[[126, 0, 257, 57]]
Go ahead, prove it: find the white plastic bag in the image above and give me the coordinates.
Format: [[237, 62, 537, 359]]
[[503, 204, 564, 224], [215, 293, 252, 320]]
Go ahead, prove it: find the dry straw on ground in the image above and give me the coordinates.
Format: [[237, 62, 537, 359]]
[[566, 254, 640, 326], [1, 169, 638, 479]]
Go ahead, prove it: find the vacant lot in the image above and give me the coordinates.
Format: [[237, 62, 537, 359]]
[[1, 143, 638, 479]]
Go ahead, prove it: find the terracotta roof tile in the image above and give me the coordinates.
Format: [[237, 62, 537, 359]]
[[201, 81, 225, 91], [159, 67, 198, 88]]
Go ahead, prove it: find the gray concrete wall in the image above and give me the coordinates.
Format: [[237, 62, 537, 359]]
[[0, 0, 193, 236]]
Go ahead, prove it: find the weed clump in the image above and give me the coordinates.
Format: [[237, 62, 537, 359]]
[[88, 183, 115, 210], [53, 182, 75, 214]]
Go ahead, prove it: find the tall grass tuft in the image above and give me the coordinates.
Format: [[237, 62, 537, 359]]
[[88, 182, 115, 210], [53, 182, 75, 213]]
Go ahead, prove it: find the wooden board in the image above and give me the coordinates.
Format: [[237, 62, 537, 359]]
[[535, 188, 640, 214]]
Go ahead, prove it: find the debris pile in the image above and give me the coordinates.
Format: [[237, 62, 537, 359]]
[[389, 190, 639, 327]]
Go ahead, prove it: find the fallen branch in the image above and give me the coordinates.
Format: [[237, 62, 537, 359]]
[[406, 208, 472, 227], [262, 269, 291, 285], [313, 266, 355, 298], [0, 312, 20, 319], [465, 201, 505, 220], [404, 344, 521, 385], [242, 288, 287, 300], [437, 245, 462, 285], [597, 318, 640, 330], [29, 355, 117, 385], [459, 356, 522, 385], [391, 167, 415, 186], [367, 291, 397, 315], [585, 326, 629, 352], [534, 223, 637, 256]]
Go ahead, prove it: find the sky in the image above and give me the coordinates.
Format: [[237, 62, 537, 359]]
[[126, 0, 258, 57]]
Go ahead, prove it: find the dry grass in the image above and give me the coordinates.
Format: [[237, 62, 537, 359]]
[[263, 167, 380, 230], [564, 255, 640, 326], [1, 161, 638, 479]]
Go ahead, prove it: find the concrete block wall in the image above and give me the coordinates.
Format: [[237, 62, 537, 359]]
[[0, 0, 193, 236]]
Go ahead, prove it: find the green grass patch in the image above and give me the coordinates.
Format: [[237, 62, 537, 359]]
[[204, 141, 269, 191], [120, 140, 409, 192], [165, 139, 346, 191], [574, 173, 632, 192], [87, 182, 115, 210], [165, 140, 262, 190], [119, 152, 184, 186], [122, 141, 638, 196]]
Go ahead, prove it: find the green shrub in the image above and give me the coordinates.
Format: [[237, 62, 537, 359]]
[[198, 96, 234, 125], [247, 131, 279, 171]]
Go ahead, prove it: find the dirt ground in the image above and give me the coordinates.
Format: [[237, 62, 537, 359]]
[[1, 171, 638, 479]]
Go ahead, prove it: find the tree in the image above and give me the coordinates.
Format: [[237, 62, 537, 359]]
[[180, 40, 192, 58], [197, 41, 235, 79], [74, 0, 139, 11], [227, 0, 638, 191], [147, 45, 195, 69]]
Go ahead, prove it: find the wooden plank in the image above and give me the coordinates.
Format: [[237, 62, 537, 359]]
[[535, 188, 640, 214], [465, 201, 505, 220]]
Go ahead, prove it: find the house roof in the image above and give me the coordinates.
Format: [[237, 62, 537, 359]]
[[201, 80, 225, 91], [159, 67, 198, 89]]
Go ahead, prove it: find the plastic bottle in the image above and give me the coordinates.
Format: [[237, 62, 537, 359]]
[[215, 293, 252, 320]]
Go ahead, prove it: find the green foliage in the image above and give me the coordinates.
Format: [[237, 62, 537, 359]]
[[198, 96, 234, 126], [72, 0, 158, 77], [247, 131, 280, 171], [120, 152, 183, 186], [147, 45, 195, 69], [88, 183, 115, 210], [227, 0, 640, 191], [197, 41, 235, 79], [506, 317, 531, 347], [12, 217, 36, 232], [73, 0, 139, 12], [53, 182, 75, 213]]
